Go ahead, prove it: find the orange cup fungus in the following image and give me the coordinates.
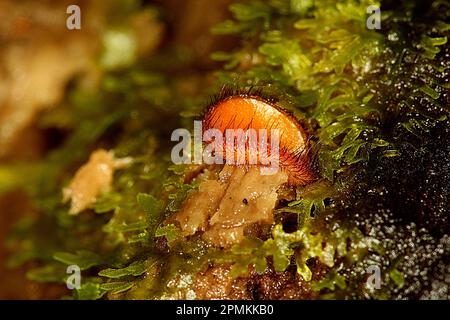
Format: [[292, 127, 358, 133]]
[[202, 93, 315, 186]]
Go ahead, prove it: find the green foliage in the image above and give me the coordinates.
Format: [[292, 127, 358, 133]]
[[313, 269, 347, 291], [420, 35, 447, 59], [99, 260, 148, 278], [3, 0, 448, 300], [100, 281, 134, 294], [94, 192, 123, 214], [259, 40, 312, 82], [75, 277, 137, 299], [211, 0, 389, 183], [282, 180, 335, 221], [26, 264, 67, 283], [53, 250, 103, 270], [227, 221, 374, 282], [389, 268, 405, 289], [155, 224, 180, 244], [164, 165, 200, 213], [136, 193, 163, 224], [76, 281, 107, 300]]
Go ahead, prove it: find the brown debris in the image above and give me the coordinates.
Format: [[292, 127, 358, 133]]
[[0, 0, 104, 158], [62, 149, 132, 215], [194, 264, 251, 300], [194, 263, 321, 300], [174, 165, 288, 248]]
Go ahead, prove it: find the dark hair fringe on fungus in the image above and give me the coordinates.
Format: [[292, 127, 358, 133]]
[[201, 84, 318, 186]]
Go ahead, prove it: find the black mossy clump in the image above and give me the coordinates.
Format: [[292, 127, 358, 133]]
[[367, 122, 450, 236], [333, 0, 449, 298], [337, 121, 450, 298]]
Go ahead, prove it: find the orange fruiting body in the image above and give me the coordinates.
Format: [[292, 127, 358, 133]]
[[202, 94, 314, 186]]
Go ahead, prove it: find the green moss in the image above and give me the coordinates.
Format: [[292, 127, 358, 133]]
[[2, 0, 448, 299]]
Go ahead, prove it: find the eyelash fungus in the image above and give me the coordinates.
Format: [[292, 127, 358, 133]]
[[202, 89, 315, 186]]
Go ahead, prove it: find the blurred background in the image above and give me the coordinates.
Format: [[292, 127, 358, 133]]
[[0, 0, 235, 299], [0, 0, 448, 300]]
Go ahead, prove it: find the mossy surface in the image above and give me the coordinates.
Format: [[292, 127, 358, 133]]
[[1, 0, 449, 299]]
